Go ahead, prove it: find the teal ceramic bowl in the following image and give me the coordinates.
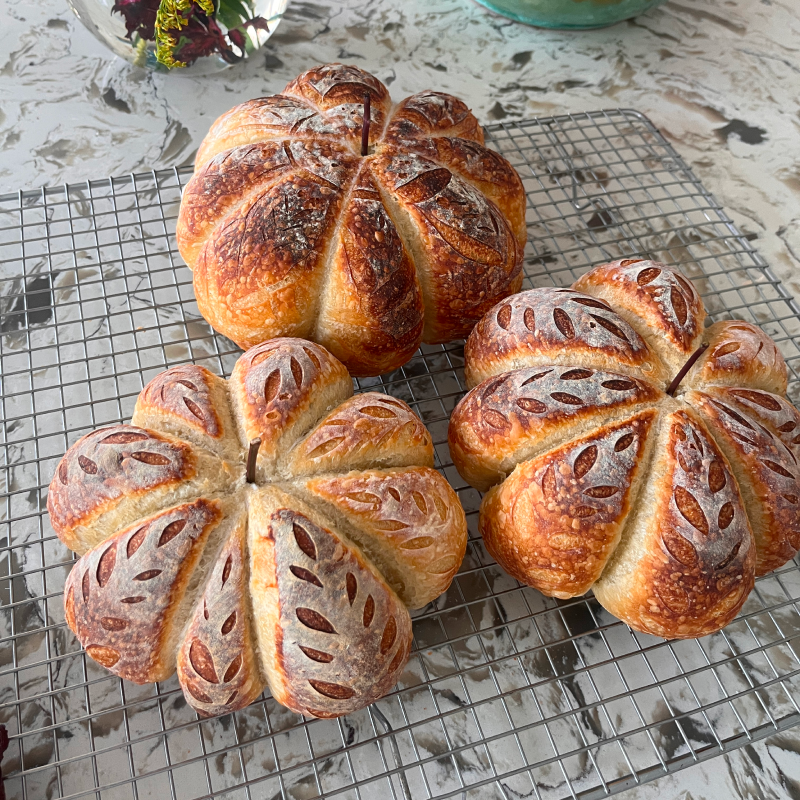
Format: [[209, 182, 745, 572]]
[[474, 0, 666, 29]]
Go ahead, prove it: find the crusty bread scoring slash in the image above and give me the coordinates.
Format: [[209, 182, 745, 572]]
[[450, 259, 799, 639], [50, 338, 467, 718], [178, 63, 527, 377]]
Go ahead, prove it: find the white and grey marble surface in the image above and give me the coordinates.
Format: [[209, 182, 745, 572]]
[[2, 0, 800, 798]]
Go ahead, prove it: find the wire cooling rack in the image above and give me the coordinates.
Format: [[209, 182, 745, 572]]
[[3, 109, 800, 800]]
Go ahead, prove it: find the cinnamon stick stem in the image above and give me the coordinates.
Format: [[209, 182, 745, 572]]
[[666, 343, 709, 396], [361, 93, 371, 156], [246, 438, 261, 484]]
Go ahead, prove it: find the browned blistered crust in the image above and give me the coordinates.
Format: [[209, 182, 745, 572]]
[[300, 467, 467, 609], [64, 499, 224, 683], [463, 287, 667, 389], [449, 365, 664, 492], [594, 409, 755, 638], [180, 63, 526, 376], [452, 263, 799, 639], [313, 165, 425, 376], [685, 320, 788, 396], [370, 148, 522, 343], [54, 337, 466, 717], [685, 389, 800, 575], [481, 411, 657, 599], [572, 259, 706, 373]]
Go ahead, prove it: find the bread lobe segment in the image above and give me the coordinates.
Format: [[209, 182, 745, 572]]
[[464, 287, 666, 390], [177, 506, 266, 716], [194, 165, 355, 350], [480, 410, 658, 599], [286, 392, 433, 478], [395, 134, 526, 251], [313, 165, 425, 376], [685, 389, 800, 574], [229, 338, 353, 482], [47, 425, 237, 555], [684, 320, 788, 395], [593, 408, 755, 638], [132, 364, 243, 463], [573, 260, 706, 375], [448, 366, 665, 492], [296, 466, 467, 609], [247, 486, 412, 718], [370, 148, 522, 344], [64, 498, 230, 684]]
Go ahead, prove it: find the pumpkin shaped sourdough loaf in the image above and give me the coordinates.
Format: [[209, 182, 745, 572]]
[[449, 259, 800, 639], [49, 339, 467, 718], [177, 63, 526, 377]]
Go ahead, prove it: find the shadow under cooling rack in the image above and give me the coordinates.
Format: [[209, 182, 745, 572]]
[[2, 109, 800, 800]]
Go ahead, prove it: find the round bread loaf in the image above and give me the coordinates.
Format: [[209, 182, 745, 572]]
[[50, 339, 467, 718], [449, 259, 799, 639], [177, 63, 526, 377]]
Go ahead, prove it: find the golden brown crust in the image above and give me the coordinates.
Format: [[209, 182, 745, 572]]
[[572, 260, 706, 373], [192, 166, 352, 350], [463, 287, 666, 389], [300, 467, 467, 609], [398, 135, 525, 249], [64, 499, 223, 683], [47, 425, 234, 554], [177, 509, 266, 716], [384, 91, 483, 145], [449, 365, 664, 492], [287, 392, 433, 478], [371, 148, 522, 343], [685, 320, 788, 395], [685, 389, 800, 575], [194, 95, 352, 169], [248, 493, 412, 718], [594, 409, 755, 638], [282, 63, 392, 151], [314, 165, 425, 376], [480, 411, 657, 599], [178, 142, 294, 267], [229, 338, 353, 479], [132, 365, 241, 462], [455, 263, 800, 638], [178, 64, 526, 377]]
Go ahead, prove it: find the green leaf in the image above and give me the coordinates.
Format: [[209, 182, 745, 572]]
[[215, 0, 254, 29]]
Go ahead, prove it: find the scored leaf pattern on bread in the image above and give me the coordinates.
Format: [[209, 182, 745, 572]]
[[47, 425, 234, 554], [480, 411, 657, 598], [64, 499, 223, 683], [452, 260, 797, 639], [449, 364, 663, 492], [51, 338, 466, 717], [177, 511, 265, 716], [595, 410, 756, 638], [686, 390, 800, 574], [300, 467, 467, 609], [463, 286, 666, 389], [257, 508, 412, 718], [178, 63, 526, 375]]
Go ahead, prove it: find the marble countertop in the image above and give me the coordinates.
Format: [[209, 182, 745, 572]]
[[2, 0, 800, 797]]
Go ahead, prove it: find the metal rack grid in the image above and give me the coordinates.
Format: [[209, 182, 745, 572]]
[[2, 109, 800, 800]]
